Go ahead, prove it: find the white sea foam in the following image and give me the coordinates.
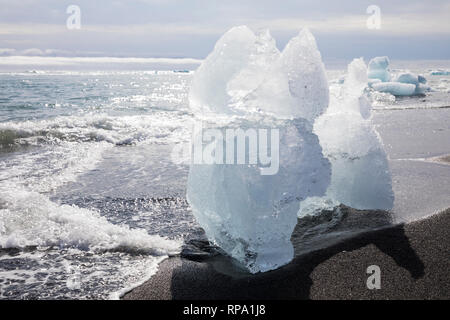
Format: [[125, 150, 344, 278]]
[[0, 186, 180, 253], [0, 98, 185, 298], [0, 112, 191, 148]]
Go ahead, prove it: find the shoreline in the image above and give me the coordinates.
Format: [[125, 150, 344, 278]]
[[123, 208, 449, 300]]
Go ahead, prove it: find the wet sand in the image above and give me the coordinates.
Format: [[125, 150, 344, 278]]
[[123, 208, 449, 300]]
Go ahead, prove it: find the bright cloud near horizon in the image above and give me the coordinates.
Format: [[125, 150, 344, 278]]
[[0, 0, 449, 62]]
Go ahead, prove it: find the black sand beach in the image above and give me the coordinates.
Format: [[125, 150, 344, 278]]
[[123, 208, 449, 300]]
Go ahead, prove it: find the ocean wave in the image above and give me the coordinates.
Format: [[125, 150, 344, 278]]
[[0, 112, 191, 148], [0, 186, 181, 255], [0, 140, 111, 193]]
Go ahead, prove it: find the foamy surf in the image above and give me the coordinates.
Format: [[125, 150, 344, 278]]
[[0, 74, 187, 297], [0, 125, 181, 298]]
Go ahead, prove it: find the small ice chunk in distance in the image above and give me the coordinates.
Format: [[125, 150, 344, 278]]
[[395, 73, 420, 85], [430, 70, 450, 76], [368, 56, 391, 82], [189, 26, 278, 116], [368, 56, 390, 70], [418, 75, 427, 84], [371, 82, 416, 96]]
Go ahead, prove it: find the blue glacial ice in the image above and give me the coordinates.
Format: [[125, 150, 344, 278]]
[[368, 56, 391, 82], [299, 58, 394, 216], [394, 72, 430, 94], [395, 73, 421, 85], [187, 26, 331, 273], [368, 57, 430, 96], [429, 69, 450, 76], [371, 82, 417, 96]]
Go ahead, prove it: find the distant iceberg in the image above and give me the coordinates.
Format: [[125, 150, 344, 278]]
[[367, 56, 430, 96], [430, 69, 450, 76], [368, 56, 391, 82], [371, 82, 416, 96], [394, 72, 425, 85], [187, 28, 396, 274]]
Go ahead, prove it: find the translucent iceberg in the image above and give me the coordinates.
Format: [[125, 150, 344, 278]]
[[367, 56, 391, 82], [393, 72, 430, 95], [368, 58, 431, 96], [300, 58, 394, 216], [372, 81, 429, 96], [368, 56, 390, 70], [371, 82, 416, 96], [187, 26, 331, 273], [418, 75, 427, 84], [395, 72, 420, 85], [189, 26, 279, 116], [414, 83, 430, 95]]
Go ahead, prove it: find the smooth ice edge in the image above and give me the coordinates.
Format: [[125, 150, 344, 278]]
[[187, 26, 331, 273], [299, 58, 394, 217], [372, 82, 417, 96]]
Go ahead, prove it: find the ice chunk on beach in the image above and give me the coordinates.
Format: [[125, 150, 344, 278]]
[[393, 72, 430, 94], [370, 67, 430, 96], [187, 119, 330, 273], [189, 26, 280, 116], [418, 75, 427, 84], [191, 27, 329, 123], [275, 28, 329, 122], [371, 82, 416, 96], [240, 28, 329, 122], [300, 58, 394, 216], [368, 78, 381, 87], [367, 57, 431, 96], [395, 72, 420, 85], [368, 56, 389, 70], [368, 56, 391, 82], [187, 26, 331, 273], [414, 83, 430, 95]]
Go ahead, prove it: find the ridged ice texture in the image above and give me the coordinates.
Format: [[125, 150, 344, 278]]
[[187, 26, 331, 273], [368, 56, 391, 82], [300, 58, 394, 216]]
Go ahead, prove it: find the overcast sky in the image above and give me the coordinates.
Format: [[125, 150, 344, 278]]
[[1, 0, 449, 61]]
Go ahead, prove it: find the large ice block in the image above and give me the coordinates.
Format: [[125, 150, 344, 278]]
[[187, 26, 331, 273], [300, 58, 394, 216], [187, 119, 330, 273]]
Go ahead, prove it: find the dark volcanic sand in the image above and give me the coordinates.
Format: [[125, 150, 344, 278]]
[[123, 208, 449, 300]]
